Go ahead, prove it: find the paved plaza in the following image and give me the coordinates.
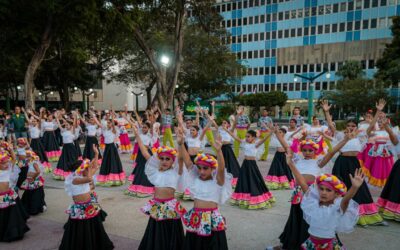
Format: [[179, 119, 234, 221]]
[[1, 146, 400, 250]]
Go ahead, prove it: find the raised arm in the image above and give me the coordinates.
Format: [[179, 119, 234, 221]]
[[321, 100, 336, 135], [318, 129, 353, 167], [223, 126, 241, 142], [383, 118, 399, 145], [213, 138, 225, 186], [177, 126, 193, 169], [256, 131, 272, 148], [341, 168, 364, 212], [132, 124, 151, 160], [367, 99, 386, 136], [286, 151, 309, 193], [199, 120, 212, 141]]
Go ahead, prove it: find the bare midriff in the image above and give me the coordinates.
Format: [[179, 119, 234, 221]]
[[188, 147, 200, 156], [0, 182, 9, 192], [194, 199, 218, 209], [73, 193, 91, 203], [154, 187, 175, 200], [340, 151, 359, 157], [244, 156, 256, 160]]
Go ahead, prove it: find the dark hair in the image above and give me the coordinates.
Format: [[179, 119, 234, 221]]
[[247, 130, 257, 137], [280, 128, 287, 134], [289, 118, 297, 123], [143, 121, 152, 128], [294, 107, 300, 110], [166, 108, 171, 112], [67, 160, 83, 172], [263, 109, 268, 112], [346, 119, 358, 126], [312, 116, 317, 120], [191, 125, 200, 131]]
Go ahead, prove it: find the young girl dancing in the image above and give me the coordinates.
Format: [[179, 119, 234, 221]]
[[20, 150, 46, 215], [81, 113, 102, 161], [286, 151, 362, 250], [40, 112, 61, 162], [225, 125, 275, 210], [60, 146, 114, 250], [133, 124, 186, 250], [321, 100, 384, 226], [179, 134, 232, 250], [0, 145, 29, 242], [96, 114, 125, 186], [53, 113, 78, 180]]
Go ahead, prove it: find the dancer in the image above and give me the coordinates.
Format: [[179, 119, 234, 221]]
[[40, 112, 61, 162], [259, 109, 273, 161], [362, 99, 394, 187], [26, 110, 51, 173], [287, 152, 361, 250], [321, 100, 384, 226], [0, 145, 30, 242], [96, 114, 126, 186], [53, 113, 78, 180], [196, 101, 216, 152], [20, 150, 46, 215], [161, 108, 174, 147], [276, 128, 355, 250], [15, 138, 29, 189], [233, 106, 250, 157], [133, 124, 186, 250], [126, 117, 155, 197], [74, 117, 83, 160], [118, 105, 133, 154], [81, 113, 102, 161], [226, 124, 275, 210], [376, 118, 400, 221], [264, 127, 295, 190], [179, 133, 232, 250]]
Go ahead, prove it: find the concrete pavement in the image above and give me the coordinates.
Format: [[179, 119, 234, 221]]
[[1, 147, 399, 250]]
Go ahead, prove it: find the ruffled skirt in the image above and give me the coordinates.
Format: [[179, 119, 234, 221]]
[[377, 159, 400, 221], [41, 131, 61, 161], [83, 136, 102, 160], [20, 177, 46, 215], [301, 236, 344, 250], [30, 138, 52, 172], [333, 155, 383, 226], [361, 143, 394, 187], [119, 133, 132, 153], [264, 151, 295, 190], [97, 143, 125, 186], [74, 139, 82, 158], [54, 143, 77, 180], [125, 149, 154, 197], [221, 144, 240, 187], [230, 159, 275, 209]]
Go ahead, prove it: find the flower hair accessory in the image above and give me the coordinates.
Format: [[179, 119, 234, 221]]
[[0, 141, 10, 149], [75, 159, 91, 175], [17, 138, 27, 146], [194, 153, 218, 169], [26, 150, 39, 161], [0, 152, 10, 163], [300, 139, 319, 151], [156, 146, 177, 160], [317, 174, 347, 196]]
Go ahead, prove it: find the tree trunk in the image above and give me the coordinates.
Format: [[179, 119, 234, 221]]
[[146, 79, 156, 109], [24, 15, 53, 110]]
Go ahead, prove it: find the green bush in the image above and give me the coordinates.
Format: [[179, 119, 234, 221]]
[[335, 120, 347, 131]]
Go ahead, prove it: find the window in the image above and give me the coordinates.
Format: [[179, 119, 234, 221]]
[[243, 17, 248, 26], [277, 83, 281, 91], [316, 64, 322, 72], [296, 65, 301, 73], [254, 33, 259, 41], [315, 82, 321, 91], [272, 31, 276, 39], [333, 3, 339, 13], [283, 83, 288, 91], [371, 18, 377, 28], [267, 14, 271, 22], [289, 65, 294, 73], [238, 18, 242, 26], [249, 0, 254, 7], [227, 20, 231, 28], [364, 0, 370, 8], [265, 66, 270, 74], [311, 26, 316, 35], [227, 3, 231, 11], [304, 27, 309, 36], [260, 50, 264, 58], [318, 6, 324, 15], [340, 2, 347, 12], [356, 0, 363, 9], [318, 25, 323, 34], [363, 19, 369, 29], [285, 11, 290, 20], [283, 65, 288, 73], [253, 68, 258, 75], [291, 28, 296, 37], [347, 22, 353, 31], [298, 9, 303, 18], [368, 60, 375, 69], [243, 0, 248, 8], [243, 34, 247, 43], [232, 36, 236, 43], [322, 82, 328, 90], [372, 0, 379, 7], [260, 32, 265, 40], [325, 4, 332, 14], [232, 19, 236, 27], [248, 34, 253, 42], [361, 60, 367, 69], [272, 13, 277, 21], [271, 67, 276, 74], [348, 1, 354, 11], [266, 32, 270, 40], [381, 0, 387, 6], [309, 64, 315, 72], [332, 23, 338, 32], [302, 82, 308, 91], [278, 30, 283, 39], [311, 7, 317, 16], [259, 67, 264, 75], [249, 16, 253, 25], [330, 62, 336, 71], [291, 10, 297, 19], [270, 84, 276, 91], [378, 17, 386, 28], [260, 15, 265, 23], [339, 23, 346, 32], [265, 84, 269, 92], [295, 82, 301, 91], [305, 8, 310, 17], [248, 51, 253, 59], [278, 12, 284, 21], [297, 27, 303, 36], [302, 64, 308, 73], [271, 49, 276, 57], [254, 50, 259, 58], [222, 4, 226, 12], [258, 84, 263, 92], [325, 24, 330, 33], [277, 66, 282, 74], [284, 29, 289, 38], [238, 2, 242, 9], [355, 21, 361, 30], [255, 16, 259, 24]]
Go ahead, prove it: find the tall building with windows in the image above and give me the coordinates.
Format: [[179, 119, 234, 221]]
[[215, 0, 399, 113]]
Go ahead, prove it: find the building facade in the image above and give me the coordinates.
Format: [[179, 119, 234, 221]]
[[215, 0, 400, 113]]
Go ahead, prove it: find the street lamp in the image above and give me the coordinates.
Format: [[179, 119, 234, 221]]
[[294, 69, 331, 124], [83, 89, 95, 112], [131, 91, 143, 113], [160, 55, 170, 67]]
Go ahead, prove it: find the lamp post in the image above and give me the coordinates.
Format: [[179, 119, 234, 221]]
[[131, 91, 144, 113], [294, 69, 331, 124], [83, 88, 95, 112], [38, 89, 53, 110]]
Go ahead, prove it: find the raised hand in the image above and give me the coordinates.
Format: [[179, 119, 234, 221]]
[[175, 127, 185, 145], [285, 150, 294, 165], [376, 99, 386, 111], [349, 168, 365, 189], [320, 100, 332, 112], [213, 137, 223, 152]]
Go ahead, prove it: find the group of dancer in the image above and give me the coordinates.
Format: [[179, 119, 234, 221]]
[[0, 97, 399, 250]]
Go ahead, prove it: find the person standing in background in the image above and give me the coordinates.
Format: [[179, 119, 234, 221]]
[[258, 109, 273, 161], [290, 107, 304, 127], [9, 106, 28, 140]]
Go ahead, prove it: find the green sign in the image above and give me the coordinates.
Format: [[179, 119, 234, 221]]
[[183, 101, 211, 117]]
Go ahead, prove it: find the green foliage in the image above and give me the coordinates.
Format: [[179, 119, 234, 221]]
[[336, 60, 364, 80], [376, 16, 400, 85], [237, 91, 288, 109], [217, 105, 236, 122], [335, 120, 347, 131]]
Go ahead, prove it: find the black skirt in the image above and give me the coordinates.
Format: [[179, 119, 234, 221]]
[[55, 143, 78, 177], [139, 217, 184, 250], [96, 143, 125, 186], [55, 127, 63, 146], [265, 151, 294, 190], [21, 186, 46, 215], [130, 148, 149, 179], [83, 136, 102, 160], [231, 159, 275, 209], [378, 159, 400, 220], [126, 148, 154, 197], [183, 231, 228, 250], [221, 144, 240, 178], [332, 155, 383, 225], [30, 138, 49, 163], [74, 139, 82, 158], [17, 166, 29, 189], [59, 214, 114, 250], [0, 198, 30, 242], [42, 131, 60, 152], [279, 203, 310, 250]]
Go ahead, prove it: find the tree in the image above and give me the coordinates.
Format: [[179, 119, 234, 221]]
[[376, 16, 400, 85], [237, 91, 288, 110], [321, 61, 391, 113]]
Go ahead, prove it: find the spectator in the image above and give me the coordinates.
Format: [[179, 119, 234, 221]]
[[290, 107, 304, 127], [9, 106, 28, 139]]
